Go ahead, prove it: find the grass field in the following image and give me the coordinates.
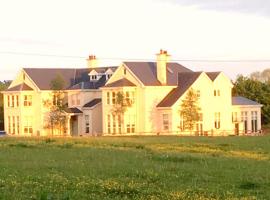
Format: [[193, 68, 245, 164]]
[[0, 136, 270, 200]]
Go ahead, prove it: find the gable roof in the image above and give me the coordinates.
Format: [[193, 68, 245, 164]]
[[23, 67, 117, 90], [232, 96, 262, 106], [103, 78, 136, 88], [124, 62, 192, 86], [83, 98, 102, 108], [157, 72, 202, 107], [64, 107, 83, 114], [206, 72, 221, 81], [6, 83, 34, 91]]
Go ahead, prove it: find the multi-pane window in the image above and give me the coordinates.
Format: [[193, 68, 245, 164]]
[[106, 92, 110, 104], [251, 111, 258, 133], [126, 92, 130, 103], [11, 96, 15, 107], [112, 115, 116, 134], [12, 116, 15, 134], [17, 116, 20, 134], [23, 95, 32, 106], [214, 90, 220, 97], [24, 116, 33, 134], [8, 116, 11, 134], [107, 115, 111, 134], [16, 95, 19, 107], [71, 94, 75, 105], [112, 92, 116, 104], [196, 90, 201, 98], [90, 75, 97, 81], [241, 111, 248, 133], [162, 114, 169, 131], [214, 112, 221, 129], [85, 115, 90, 133], [118, 115, 121, 134], [7, 95, 10, 107], [131, 91, 135, 104], [76, 94, 80, 105], [232, 112, 238, 122], [126, 115, 135, 133]]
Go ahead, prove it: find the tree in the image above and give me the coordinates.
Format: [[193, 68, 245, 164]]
[[0, 81, 11, 130], [180, 88, 201, 134], [111, 91, 132, 134], [233, 75, 270, 124], [43, 75, 67, 136]]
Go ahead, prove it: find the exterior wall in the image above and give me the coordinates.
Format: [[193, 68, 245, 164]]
[[68, 90, 101, 108], [163, 72, 234, 136]]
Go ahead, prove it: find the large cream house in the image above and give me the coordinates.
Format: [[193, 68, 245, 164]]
[[3, 51, 262, 136], [101, 50, 262, 136]]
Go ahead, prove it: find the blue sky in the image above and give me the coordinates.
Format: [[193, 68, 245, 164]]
[[0, 0, 270, 81]]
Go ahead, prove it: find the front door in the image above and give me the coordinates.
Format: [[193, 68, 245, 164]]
[[71, 116, 78, 136]]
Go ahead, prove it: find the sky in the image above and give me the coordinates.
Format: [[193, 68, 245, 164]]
[[0, 0, 270, 81]]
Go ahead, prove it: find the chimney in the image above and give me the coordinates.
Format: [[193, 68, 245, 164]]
[[87, 55, 98, 68], [156, 49, 170, 85]]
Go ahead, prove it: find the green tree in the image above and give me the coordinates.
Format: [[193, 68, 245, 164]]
[[111, 91, 132, 134], [0, 81, 11, 130], [233, 75, 270, 124], [180, 88, 201, 133], [44, 75, 67, 136]]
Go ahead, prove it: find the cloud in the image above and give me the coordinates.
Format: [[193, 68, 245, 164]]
[[165, 0, 270, 17]]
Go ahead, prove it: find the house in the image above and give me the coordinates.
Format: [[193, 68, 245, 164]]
[[2, 56, 117, 136], [2, 50, 262, 136], [101, 50, 262, 136]]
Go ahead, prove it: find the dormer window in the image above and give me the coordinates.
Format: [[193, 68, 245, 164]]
[[106, 74, 112, 80], [90, 75, 98, 81]]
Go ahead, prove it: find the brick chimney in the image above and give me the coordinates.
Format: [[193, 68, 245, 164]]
[[87, 55, 98, 69], [156, 49, 170, 85]]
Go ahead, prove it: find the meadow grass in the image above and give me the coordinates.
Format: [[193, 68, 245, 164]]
[[0, 136, 269, 199]]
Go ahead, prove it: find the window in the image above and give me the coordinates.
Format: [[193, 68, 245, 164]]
[[71, 94, 75, 106], [124, 69, 127, 75], [7, 95, 10, 107], [17, 116, 20, 134], [112, 92, 116, 104], [126, 115, 136, 133], [24, 95, 32, 106], [214, 90, 220, 97], [112, 115, 116, 134], [16, 95, 19, 107], [214, 112, 220, 129], [107, 115, 111, 134], [76, 94, 80, 105], [23, 74, 26, 80], [11, 95, 14, 107], [106, 92, 110, 104], [8, 116, 11, 134], [12, 116, 15, 134], [106, 74, 112, 79], [131, 91, 135, 104], [199, 113, 203, 121], [126, 91, 130, 103], [23, 116, 33, 134], [251, 111, 258, 133], [91, 75, 97, 81], [162, 114, 169, 131], [241, 111, 248, 133], [118, 115, 121, 133], [196, 90, 201, 98], [85, 115, 90, 133], [232, 112, 238, 122]]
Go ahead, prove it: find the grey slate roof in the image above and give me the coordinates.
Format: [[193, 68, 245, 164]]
[[157, 72, 202, 107], [124, 62, 192, 86], [64, 107, 83, 114], [6, 83, 34, 91], [68, 76, 108, 90], [83, 98, 102, 108], [206, 72, 221, 81], [23, 67, 117, 90], [232, 96, 261, 106], [103, 78, 136, 88]]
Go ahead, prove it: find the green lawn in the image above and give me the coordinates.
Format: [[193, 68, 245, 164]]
[[0, 136, 270, 200]]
